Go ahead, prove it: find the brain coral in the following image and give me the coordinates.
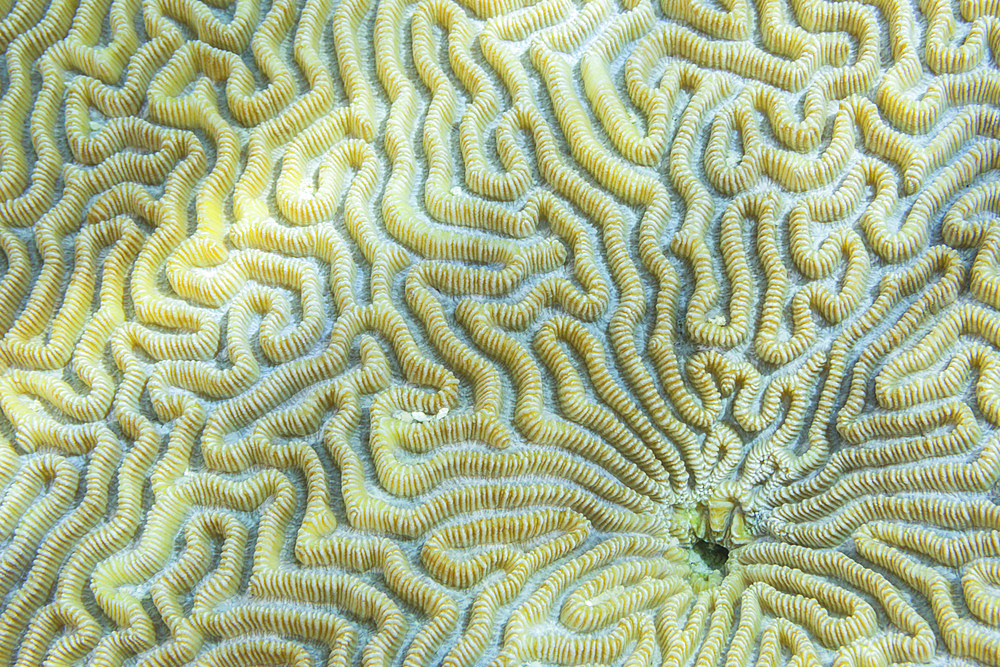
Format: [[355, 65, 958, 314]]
[[0, 0, 999, 663]]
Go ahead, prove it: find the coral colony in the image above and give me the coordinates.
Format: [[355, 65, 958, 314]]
[[0, 0, 999, 664]]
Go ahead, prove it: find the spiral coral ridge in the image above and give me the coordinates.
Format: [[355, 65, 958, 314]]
[[0, 0, 999, 663]]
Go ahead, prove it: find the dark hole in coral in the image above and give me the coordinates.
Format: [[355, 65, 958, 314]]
[[693, 539, 729, 573]]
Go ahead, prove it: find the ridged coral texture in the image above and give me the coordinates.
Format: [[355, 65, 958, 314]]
[[0, 0, 998, 663]]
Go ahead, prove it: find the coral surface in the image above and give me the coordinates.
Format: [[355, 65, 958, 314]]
[[0, 0, 999, 663]]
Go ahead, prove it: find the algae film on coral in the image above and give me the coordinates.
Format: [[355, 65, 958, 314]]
[[0, 0, 999, 664]]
